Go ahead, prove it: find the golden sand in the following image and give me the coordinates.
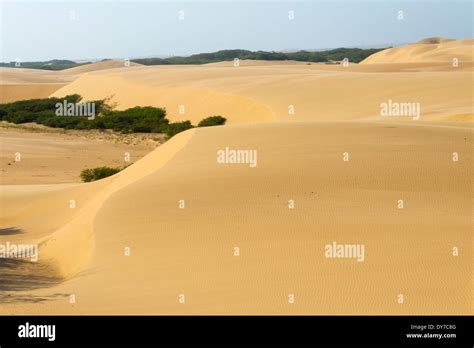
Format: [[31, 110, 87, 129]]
[[0, 39, 472, 314]]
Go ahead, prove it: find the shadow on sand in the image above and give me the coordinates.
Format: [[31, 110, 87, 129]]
[[0, 227, 24, 236], [0, 258, 66, 304]]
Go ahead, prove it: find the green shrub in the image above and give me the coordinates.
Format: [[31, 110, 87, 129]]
[[0, 96, 198, 139], [101, 106, 168, 133], [165, 121, 194, 138], [132, 47, 385, 65], [80, 166, 121, 182], [0, 97, 171, 134], [0, 94, 108, 126], [197, 115, 227, 127]]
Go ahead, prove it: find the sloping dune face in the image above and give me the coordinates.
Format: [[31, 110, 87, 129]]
[[361, 38, 474, 64], [0, 68, 69, 85], [0, 67, 70, 103], [0, 84, 66, 103], [0, 123, 471, 314], [0, 130, 195, 283]]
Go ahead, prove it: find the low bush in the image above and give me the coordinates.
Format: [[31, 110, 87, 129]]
[[165, 121, 194, 138], [80, 166, 122, 182], [197, 115, 227, 127], [101, 106, 168, 133]]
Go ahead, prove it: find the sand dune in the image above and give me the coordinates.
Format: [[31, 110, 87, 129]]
[[0, 67, 70, 85], [361, 38, 474, 64], [0, 38, 472, 315], [0, 66, 71, 103], [46, 38, 473, 124], [0, 60, 141, 102], [0, 84, 66, 104], [0, 122, 472, 314], [57, 60, 142, 76], [0, 60, 137, 85], [51, 63, 473, 124], [0, 127, 157, 184]]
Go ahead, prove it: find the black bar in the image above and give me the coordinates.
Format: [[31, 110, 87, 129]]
[[0, 316, 472, 346]]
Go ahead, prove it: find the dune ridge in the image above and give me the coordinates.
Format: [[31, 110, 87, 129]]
[[1, 129, 194, 282]]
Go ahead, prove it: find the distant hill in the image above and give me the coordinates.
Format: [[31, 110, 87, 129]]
[[132, 48, 386, 65], [0, 59, 90, 71]]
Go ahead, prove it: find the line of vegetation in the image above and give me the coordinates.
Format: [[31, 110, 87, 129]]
[[0, 48, 386, 71], [132, 48, 385, 65], [0, 95, 227, 139]]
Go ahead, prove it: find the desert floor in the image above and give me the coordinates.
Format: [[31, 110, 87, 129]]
[[0, 123, 161, 185], [0, 38, 472, 314]]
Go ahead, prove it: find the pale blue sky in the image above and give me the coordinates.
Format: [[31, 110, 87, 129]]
[[0, 0, 472, 62]]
